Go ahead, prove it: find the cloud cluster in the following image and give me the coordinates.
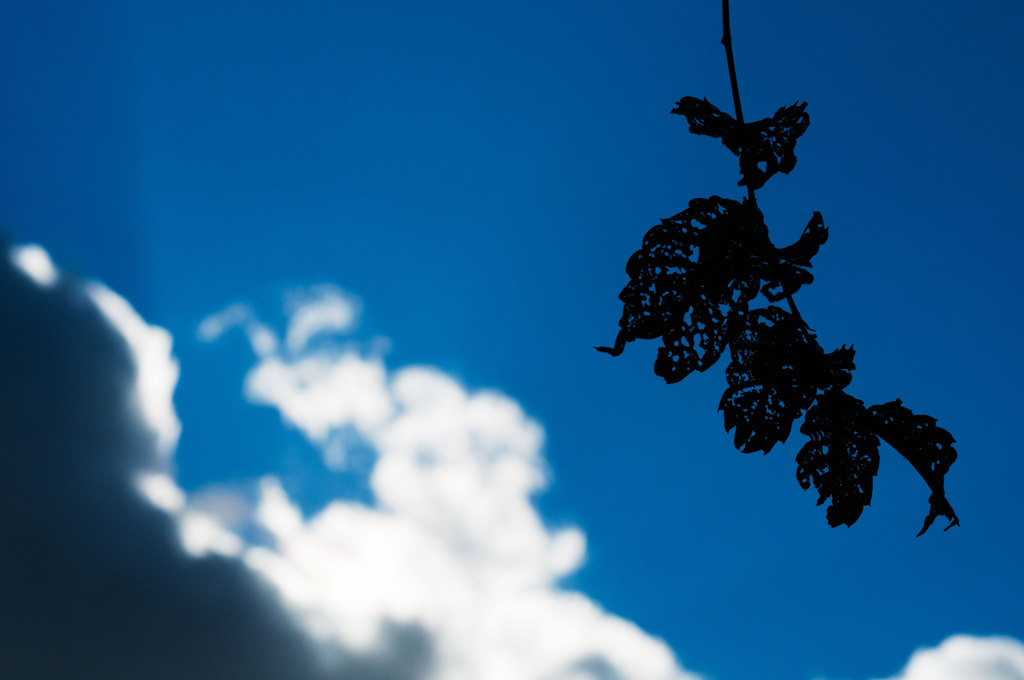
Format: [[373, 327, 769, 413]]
[[3, 240, 1021, 680], [0, 243, 429, 680], [202, 293, 697, 680], [1, 241, 692, 680], [875, 635, 1024, 680]]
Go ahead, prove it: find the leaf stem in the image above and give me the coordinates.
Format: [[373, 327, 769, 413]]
[[721, 0, 745, 127], [720, 0, 757, 209], [721, 0, 804, 324]]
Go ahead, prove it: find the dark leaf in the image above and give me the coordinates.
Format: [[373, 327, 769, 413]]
[[760, 212, 829, 302], [868, 400, 959, 535], [797, 390, 880, 527], [672, 96, 736, 140], [599, 198, 830, 381], [719, 307, 832, 453], [597, 197, 770, 382], [672, 97, 810, 190], [822, 345, 856, 391]]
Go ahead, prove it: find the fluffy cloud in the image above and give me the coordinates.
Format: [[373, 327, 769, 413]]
[[89, 282, 181, 455], [202, 290, 698, 680], [0, 243, 430, 680], [245, 353, 393, 448], [873, 635, 1024, 680], [10, 242, 59, 287], [283, 284, 360, 353], [196, 302, 279, 356], [1, 241, 690, 680], [5, 240, 1021, 680]]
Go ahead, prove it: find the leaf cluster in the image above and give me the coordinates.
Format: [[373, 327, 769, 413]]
[[599, 95, 958, 535]]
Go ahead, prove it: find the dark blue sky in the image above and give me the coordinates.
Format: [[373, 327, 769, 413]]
[[2, 2, 1023, 679]]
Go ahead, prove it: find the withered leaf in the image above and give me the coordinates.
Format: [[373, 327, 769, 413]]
[[761, 212, 828, 302], [672, 97, 810, 190], [868, 400, 960, 535], [598, 198, 827, 384], [597, 197, 769, 382], [720, 307, 852, 454], [797, 389, 880, 528]]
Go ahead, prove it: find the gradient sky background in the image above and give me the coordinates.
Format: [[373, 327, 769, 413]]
[[2, 2, 1023, 679]]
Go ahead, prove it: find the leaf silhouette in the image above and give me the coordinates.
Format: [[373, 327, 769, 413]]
[[672, 97, 810, 190], [598, 198, 828, 384], [720, 307, 853, 453], [797, 389, 880, 527], [600, 4, 958, 534], [597, 196, 770, 382], [760, 212, 828, 302], [868, 400, 960, 536]]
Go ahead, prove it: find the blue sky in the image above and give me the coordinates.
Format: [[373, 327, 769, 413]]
[[1, 1, 1023, 679]]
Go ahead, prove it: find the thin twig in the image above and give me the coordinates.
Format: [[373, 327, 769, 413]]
[[721, 0, 745, 126], [719, 0, 756, 212], [721, 0, 804, 324]]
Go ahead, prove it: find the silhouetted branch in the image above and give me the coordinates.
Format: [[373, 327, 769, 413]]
[[720, 0, 803, 323], [599, 2, 959, 533], [721, 0, 746, 128]]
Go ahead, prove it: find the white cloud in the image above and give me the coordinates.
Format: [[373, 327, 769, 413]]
[[8, 246, 1018, 680], [179, 509, 246, 558], [214, 287, 700, 680], [136, 472, 187, 513], [245, 353, 394, 443], [1, 244, 435, 680], [197, 302, 251, 341], [136, 473, 246, 558], [198, 302, 279, 356], [9, 243, 182, 458], [873, 635, 1024, 680], [88, 282, 182, 455], [10, 243, 59, 287], [284, 284, 359, 353]]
